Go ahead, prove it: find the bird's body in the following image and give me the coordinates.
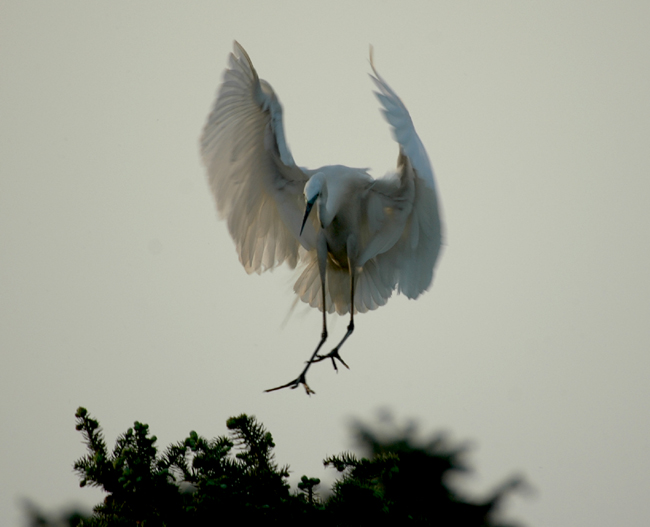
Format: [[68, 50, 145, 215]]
[[201, 42, 443, 393]]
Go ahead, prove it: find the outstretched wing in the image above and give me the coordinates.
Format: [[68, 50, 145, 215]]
[[360, 52, 443, 299], [200, 41, 316, 274]]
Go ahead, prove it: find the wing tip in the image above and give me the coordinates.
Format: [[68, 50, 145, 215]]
[[368, 44, 382, 83]]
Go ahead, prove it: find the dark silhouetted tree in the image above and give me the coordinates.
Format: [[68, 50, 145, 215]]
[[25, 408, 524, 526]]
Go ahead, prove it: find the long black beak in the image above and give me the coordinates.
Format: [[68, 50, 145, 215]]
[[300, 199, 316, 236]]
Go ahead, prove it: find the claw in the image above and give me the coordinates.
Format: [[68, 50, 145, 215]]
[[314, 348, 350, 372], [265, 373, 315, 395]]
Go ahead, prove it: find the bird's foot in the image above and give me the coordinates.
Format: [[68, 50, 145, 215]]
[[314, 348, 350, 372], [265, 372, 315, 395]]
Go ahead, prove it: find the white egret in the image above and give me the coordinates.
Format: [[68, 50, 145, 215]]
[[201, 42, 443, 394]]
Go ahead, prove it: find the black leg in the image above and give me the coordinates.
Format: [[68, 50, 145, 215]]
[[265, 234, 329, 395], [313, 265, 355, 371]]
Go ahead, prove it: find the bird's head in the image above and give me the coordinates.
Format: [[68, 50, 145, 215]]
[[301, 172, 325, 236]]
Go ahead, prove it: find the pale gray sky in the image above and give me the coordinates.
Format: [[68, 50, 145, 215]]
[[2, 2, 650, 526]]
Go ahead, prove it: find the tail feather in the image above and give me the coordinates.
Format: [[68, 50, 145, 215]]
[[293, 251, 394, 315]]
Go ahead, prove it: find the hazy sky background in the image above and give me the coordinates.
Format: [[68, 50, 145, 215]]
[[2, 2, 649, 526]]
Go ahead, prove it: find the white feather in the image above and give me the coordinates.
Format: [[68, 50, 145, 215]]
[[201, 41, 443, 313]]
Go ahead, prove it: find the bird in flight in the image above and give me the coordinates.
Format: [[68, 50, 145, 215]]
[[201, 42, 443, 394]]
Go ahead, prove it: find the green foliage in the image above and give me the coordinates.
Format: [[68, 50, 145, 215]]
[[56, 408, 524, 526], [72, 408, 315, 526], [297, 475, 321, 505], [327, 415, 525, 525]]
